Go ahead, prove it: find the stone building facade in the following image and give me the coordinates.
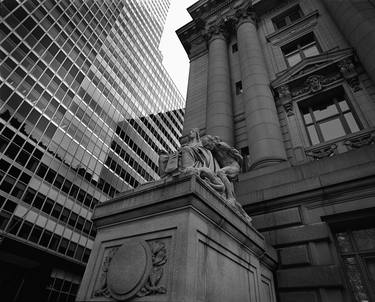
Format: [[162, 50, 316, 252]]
[[177, 0, 375, 301]]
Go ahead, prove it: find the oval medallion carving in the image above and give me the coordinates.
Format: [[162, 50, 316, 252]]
[[107, 240, 152, 300]]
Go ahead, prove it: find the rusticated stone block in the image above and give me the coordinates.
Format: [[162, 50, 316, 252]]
[[277, 265, 342, 288], [279, 291, 318, 302], [263, 222, 329, 246], [279, 245, 310, 266], [252, 207, 301, 230]]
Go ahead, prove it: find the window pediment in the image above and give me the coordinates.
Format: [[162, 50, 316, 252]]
[[271, 48, 355, 90]]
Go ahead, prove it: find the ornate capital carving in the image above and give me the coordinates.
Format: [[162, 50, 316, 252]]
[[235, 8, 256, 29], [205, 24, 229, 43]]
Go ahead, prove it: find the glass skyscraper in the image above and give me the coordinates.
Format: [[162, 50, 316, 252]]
[[0, 0, 184, 301]]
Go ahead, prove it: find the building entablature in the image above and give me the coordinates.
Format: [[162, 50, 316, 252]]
[[177, 0, 257, 60]]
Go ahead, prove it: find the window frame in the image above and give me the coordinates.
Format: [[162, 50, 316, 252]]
[[299, 87, 362, 146], [272, 5, 304, 30], [281, 32, 321, 67]]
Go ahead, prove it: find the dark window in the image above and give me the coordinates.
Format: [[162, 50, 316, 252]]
[[272, 5, 303, 30], [281, 33, 320, 67], [235, 81, 243, 95], [51, 203, 62, 219], [29, 225, 43, 243], [300, 87, 361, 145], [232, 43, 238, 53]]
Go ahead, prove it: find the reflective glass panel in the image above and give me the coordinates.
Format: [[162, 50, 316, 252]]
[[319, 118, 346, 141]]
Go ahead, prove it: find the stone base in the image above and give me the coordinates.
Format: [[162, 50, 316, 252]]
[[77, 174, 277, 302]]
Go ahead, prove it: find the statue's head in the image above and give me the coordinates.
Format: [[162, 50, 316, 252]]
[[201, 135, 217, 150], [188, 128, 200, 141]]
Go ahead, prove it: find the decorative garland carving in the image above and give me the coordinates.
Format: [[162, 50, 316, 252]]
[[291, 73, 341, 97]]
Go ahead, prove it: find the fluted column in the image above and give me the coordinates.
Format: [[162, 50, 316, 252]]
[[236, 10, 287, 169], [206, 25, 234, 146], [321, 0, 375, 85]]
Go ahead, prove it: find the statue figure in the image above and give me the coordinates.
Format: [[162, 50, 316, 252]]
[[200, 135, 242, 204], [158, 129, 251, 223]]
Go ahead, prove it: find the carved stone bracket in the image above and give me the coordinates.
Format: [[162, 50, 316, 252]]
[[283, 102, 294, 116], [338, 58, 361, 92], [305, 144, 337, 159], [344, 133, 375, 149]]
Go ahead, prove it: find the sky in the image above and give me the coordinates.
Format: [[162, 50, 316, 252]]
[[159, 0, 198, 98]]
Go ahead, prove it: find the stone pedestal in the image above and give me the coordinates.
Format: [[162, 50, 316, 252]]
[[76, 174, 277, 302]]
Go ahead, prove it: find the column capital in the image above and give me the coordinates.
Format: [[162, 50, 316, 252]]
[[205, 24, 229, 44], [235, 8, 257, 30]]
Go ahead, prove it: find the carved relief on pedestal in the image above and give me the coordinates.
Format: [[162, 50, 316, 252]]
[[93, 239, 168, 300], [338, 58, 362, 92]]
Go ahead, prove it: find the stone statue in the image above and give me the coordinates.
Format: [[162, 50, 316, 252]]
[[158, 129, 251, 223]]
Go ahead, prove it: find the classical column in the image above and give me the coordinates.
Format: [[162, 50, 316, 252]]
[[236, 10, 287, 169], [206, 25, 234, 146], [321, 0, 375, 85]]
